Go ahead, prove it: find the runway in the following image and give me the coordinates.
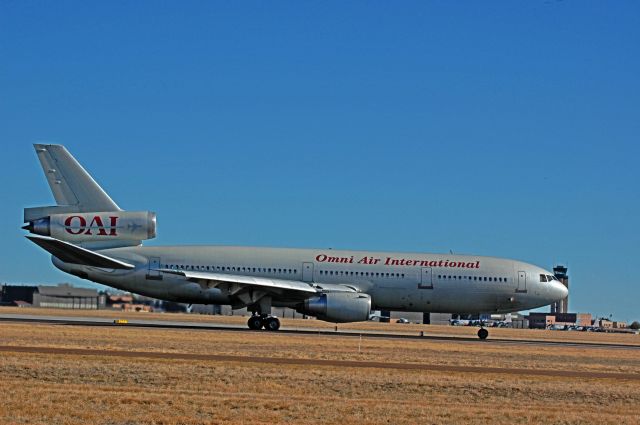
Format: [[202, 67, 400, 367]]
[[1, 313, 639, 350]]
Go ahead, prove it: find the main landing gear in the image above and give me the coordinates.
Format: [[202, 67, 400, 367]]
[[247, 314, 281, 331]]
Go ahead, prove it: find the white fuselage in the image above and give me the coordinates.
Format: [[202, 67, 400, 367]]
[[53, 245, 568, 314], [26, 144, 569, 328]]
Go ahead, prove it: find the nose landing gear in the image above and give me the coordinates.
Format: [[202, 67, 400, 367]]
[[247, 314, 281, 331], [477, 327, 489, 340]]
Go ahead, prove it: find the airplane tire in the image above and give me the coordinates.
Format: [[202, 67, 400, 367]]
[[247, 316, 263, 330], [264, 317, 281, 331], [477, 328, 489, 340]]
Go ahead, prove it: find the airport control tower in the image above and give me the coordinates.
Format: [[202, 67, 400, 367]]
[[551, 265, 569, 313]]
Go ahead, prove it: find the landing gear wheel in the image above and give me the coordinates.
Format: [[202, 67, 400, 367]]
[[264, 317, 281, 331], [477, 328, 489, 340], [247, 315, 263, 330]]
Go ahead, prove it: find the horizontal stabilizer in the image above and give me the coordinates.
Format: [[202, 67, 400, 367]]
[[26, 235, 134, 270]]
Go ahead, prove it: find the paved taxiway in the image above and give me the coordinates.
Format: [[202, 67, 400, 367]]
[[1, 313, 638, 351]]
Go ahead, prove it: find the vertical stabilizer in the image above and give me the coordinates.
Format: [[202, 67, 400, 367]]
[[25, 144, 121, 221]]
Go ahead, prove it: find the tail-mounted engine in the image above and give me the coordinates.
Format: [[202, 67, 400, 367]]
[[23, 211, 157, 243]]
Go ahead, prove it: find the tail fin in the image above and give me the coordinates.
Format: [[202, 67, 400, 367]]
[[25, 144, 121, 222]]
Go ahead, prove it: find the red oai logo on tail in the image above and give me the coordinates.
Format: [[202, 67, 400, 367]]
[[64, 216, 119, 236]]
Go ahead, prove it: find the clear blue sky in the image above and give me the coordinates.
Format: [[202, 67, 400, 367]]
[[1, 2, 638, 321]]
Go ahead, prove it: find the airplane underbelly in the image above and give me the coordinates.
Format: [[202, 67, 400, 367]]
[[371, 285, 416, 310], [428, 285, 520, 313], [371, 280, 521, 314], [87, 268, 230, 304]]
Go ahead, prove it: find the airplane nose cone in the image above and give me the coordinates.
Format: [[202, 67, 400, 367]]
[[554, 281, 568, 300]]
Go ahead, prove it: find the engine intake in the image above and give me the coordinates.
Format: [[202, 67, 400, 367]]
[[23, 211, 156, 243], [298, 292, 371, 323]]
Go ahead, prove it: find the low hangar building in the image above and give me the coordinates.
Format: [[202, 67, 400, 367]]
[[1, 283, 104, 309]]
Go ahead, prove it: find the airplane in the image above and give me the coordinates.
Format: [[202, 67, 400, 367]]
[[22, 144, 568, 339]]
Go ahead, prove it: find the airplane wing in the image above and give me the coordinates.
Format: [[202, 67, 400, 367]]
[[159, 268, 319, 295], [26, 235, 135, 269]]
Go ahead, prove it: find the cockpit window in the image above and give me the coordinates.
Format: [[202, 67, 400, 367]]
[[539, 274, 548, 282], [547, 275, 556, 282]]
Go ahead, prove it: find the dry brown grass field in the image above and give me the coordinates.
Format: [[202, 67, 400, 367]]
[[0, 315, 639, 425]]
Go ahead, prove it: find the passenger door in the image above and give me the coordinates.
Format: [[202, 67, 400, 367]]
[[302, 262, 314, 283], [146, 257, 162, 280], [516, 270, 527, 293], [418, 267, 433, 289]]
